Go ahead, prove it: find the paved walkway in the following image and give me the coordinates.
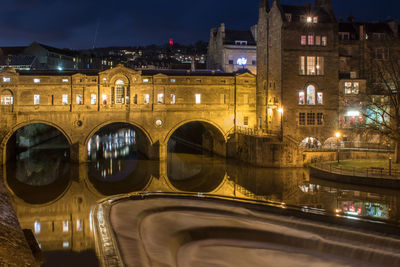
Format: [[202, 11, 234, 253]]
[[0, 178, 37, 266]]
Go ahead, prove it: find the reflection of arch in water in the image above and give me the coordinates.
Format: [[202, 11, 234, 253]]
[[167, 153, 226, 193], [85, 121, 153, 159], [1, 121, 72, 164], [87, 155, 157, 196], [4, 162, 72, 205], [300, 137, 321, 149]]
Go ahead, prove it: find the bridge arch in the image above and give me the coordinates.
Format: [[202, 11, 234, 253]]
[[0, 120, 72, 165], [164, 119, 228, 158], [84, 120, 155, 160]]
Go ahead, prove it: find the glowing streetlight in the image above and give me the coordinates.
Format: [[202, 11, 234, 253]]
[[307, 16, 312, 23]]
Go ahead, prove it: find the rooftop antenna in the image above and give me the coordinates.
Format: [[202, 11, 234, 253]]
[[93, 19, 100, 49]]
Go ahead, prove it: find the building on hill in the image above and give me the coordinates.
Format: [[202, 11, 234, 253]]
[[208, 23, 257, 74]]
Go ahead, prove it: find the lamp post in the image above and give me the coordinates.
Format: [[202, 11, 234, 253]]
[[335, 131, 341, 163]]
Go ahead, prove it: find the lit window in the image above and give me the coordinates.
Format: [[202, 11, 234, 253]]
[[91, 94, 97, 105], [1, 95, 13, 105], [301, 35, 307, 45], [307, 85, 316, 105], [313, 16, 318, 23], [299, 91, 305, 105], [321, 36, 327, 46], [299, 56, 306, 75], [115, 80, 125, 104], [308, 35, 314, 45], [63, 221, 69, 232], [307, 56, 316, 75], [307, 16, 312, 23], [3, 77, 10, 82], [170, 94, 176, 104], [34, 221, 41, 234], [144, 94, 150, 104], [170, 79, 176, 83], [34, 95, 40, 105], [352, 82, 359, 94], [102, 94, 107, 104], [143, 78, 149, 83], [62, 79, 69, 83], [347, 110, 360, 117], [103, 78, 107, 81], [157, 93, 164, 104], [315, 36, 321, 46], [195, 94, 201, 104], [300, 56, 324, 75], [317, 92, 323, 104], [62, 94, 68, 105], [345, 82, 359, 95], [76, 220, 83, 231], [63, 241, 69, 248], [76, 95, 83, 105], [34, 78, 40, 83]]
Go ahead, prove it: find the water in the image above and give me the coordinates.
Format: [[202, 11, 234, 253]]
[[3, 129, 400, 266]]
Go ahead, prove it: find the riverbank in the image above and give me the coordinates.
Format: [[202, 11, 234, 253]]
[[310, 160, 400, 189]]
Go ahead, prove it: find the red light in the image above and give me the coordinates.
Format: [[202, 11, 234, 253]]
[[169, 38, 173, 46]]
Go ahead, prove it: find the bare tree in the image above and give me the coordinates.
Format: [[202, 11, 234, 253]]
[[363, 39, 400, 162]]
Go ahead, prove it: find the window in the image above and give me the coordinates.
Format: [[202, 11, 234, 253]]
[[321, 36, 327, 46], [375, 48, 389, 60], [76, 94, 83, 105], [300, 56, 324, 75], [34, 95, 40, 105], [170, 94, 176, 104], [307, 85, 316, 105], [315, 36, 321, 46], [3, 77, 10, 82], [317, 92, 323, 104], [63, 241, 69, 248], [1, 95, 13, 105], [344, 82, 359, 95], [91, 94, 97, 105], [313, 16, 318, 23], [157, 93, 164, 104], [252, 57, 256, 65], [115, 80, 124, 104], [195, 94, 201, 104], [144, 94, 150, 104], [339, 32, 350, 40], [301, 35, 307, 45], [62, 94, 68, 105], [102, 94, 107, 104], [306, 16, 312, 23], [143, 78, 149, 83], [133, 94, 138, 104], [244, 116, 249, 126], [307, 113, 315, 125], [235, 40, 247, 45], [170, 79, 176, 83], [299, 91, 305, 105], [34, 221, 41, 234], [63, 220, 69, 232], [228, 56, 234, 65], [308, 35, 314, 45], [317, 113, 323, 125], [62, 79, 68, 83], [34, 78, 40, 83], [299, 113, 306, 125], [285, 13, 292, 22], [76, 220, 83, 231]]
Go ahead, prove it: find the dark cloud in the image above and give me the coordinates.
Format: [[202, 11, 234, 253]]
[[0, 0, 399, 49]]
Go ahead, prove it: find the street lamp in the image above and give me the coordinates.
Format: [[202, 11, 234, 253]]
[[335, 131, 341, 163]]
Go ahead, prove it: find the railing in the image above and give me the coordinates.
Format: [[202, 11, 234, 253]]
[[236, 126, 280, 137], [304, 142, 394, 153], [313, 161, 400, 179]]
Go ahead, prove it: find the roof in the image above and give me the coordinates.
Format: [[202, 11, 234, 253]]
[[32, 42, 76, 57], [223, 30, 256, 45], [280, 4, 334, 23], [17, 69, 100, 76], [141, 69, 236, 77], [339, 22, 393, 34], [0, 55, 37, 66]]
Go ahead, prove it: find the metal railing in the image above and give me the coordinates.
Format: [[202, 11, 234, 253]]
[[313, 162, 400, 179], [236, 126, 280, 137]]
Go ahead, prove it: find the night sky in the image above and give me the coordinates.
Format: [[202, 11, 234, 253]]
[[1, 0, 398, 49]]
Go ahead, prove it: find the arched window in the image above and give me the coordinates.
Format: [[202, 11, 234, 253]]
[[307, 85, 315, 105], [115, 80, 125, 104], [0, 89, 13, 105]]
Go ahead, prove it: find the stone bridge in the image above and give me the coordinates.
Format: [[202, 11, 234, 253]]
[[0, 65, 257, 164]]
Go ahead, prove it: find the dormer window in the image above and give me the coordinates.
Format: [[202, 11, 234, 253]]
[[235, 40, 247, 45], [285, 13, 292, 22]]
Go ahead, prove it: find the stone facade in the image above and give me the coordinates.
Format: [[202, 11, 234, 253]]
[[208, 23, 257, 74], [0, 65, 257, 164]]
